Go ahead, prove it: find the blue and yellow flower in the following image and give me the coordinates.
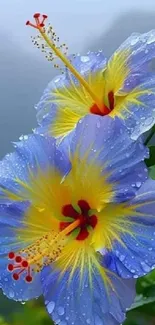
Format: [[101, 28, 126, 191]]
[[0, 114, 153, 324], [27, 13, 155, 141]]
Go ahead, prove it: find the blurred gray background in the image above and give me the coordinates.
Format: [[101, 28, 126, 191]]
[[1, 0, 155, 158]]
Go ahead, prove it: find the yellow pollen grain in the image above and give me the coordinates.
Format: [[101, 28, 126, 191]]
[[19, 219, 81, 271]]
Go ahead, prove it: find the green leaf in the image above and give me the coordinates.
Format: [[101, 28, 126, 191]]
[[129, 294, 155, 311], [145, 146, 155, 167], [149, 166, 155, 180]]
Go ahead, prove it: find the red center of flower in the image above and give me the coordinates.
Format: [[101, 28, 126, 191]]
[[7, 252, 33, 283], [60, 200, 97, 240], [90, 91, 115, 116]]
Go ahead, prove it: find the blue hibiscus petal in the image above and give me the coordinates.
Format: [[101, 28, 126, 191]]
[[107, 179, 155, 278], [0, 203, 42, 301], [41, 264, 135, 325], [0, 134, 70, 203], [59, 115, 148, 202]]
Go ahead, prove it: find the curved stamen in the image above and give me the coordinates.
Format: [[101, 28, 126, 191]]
[[26, 13, 103, 112], [7, 219, 81, 283]]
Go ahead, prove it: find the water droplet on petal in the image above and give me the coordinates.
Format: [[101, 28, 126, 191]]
[[9, 289, 14, 299], [130, 37, 139, 45], [141, 261, 151, 273], [47, 301, 55, 314], [119, 255, 125, 262], [136, 181, 141, 188], [58, 306, 65, 316], [81, 56, 89, 62]]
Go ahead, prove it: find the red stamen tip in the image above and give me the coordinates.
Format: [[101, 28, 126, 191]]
[[33, 13, 40, 18], [26, 20, 30, 26], [22, 260, 29, 268], [8, 252, 15, 260], [40, 23, 45, 27], [8, 264, 14, 272], [15, 256, 22, 263], [25, 275, 33, 283], [43, 14, 48, 18], [13, 273, 19, 281]]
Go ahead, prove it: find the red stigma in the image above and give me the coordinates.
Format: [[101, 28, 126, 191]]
[[26, 13, 48, 30], [8, 252, 15, 259], [7, 252, 33, 284], [15, 256, 22, 263], [22, 260, 29, 268], [33, 13, 40, 18], [8, 264, 14, 272], [13, 273, 19, 281], [25, 275, 33, 283]]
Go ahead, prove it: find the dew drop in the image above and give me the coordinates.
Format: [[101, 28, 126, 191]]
[[136, 181, 141, 188], [23, 135, 28, 140], [47, 301, 55, 314], [130, 269, 136, 274], [9, 289, 14, 299], [54, 77, 61, 83], [119, 255, 125, 262], [58, 306, 65, 316], [130, 37, 139, 45], [141, 261, 151, 273], [86, 319, 91, 324], [145, 117, 154, 126], [81, 56, 90, 63]]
